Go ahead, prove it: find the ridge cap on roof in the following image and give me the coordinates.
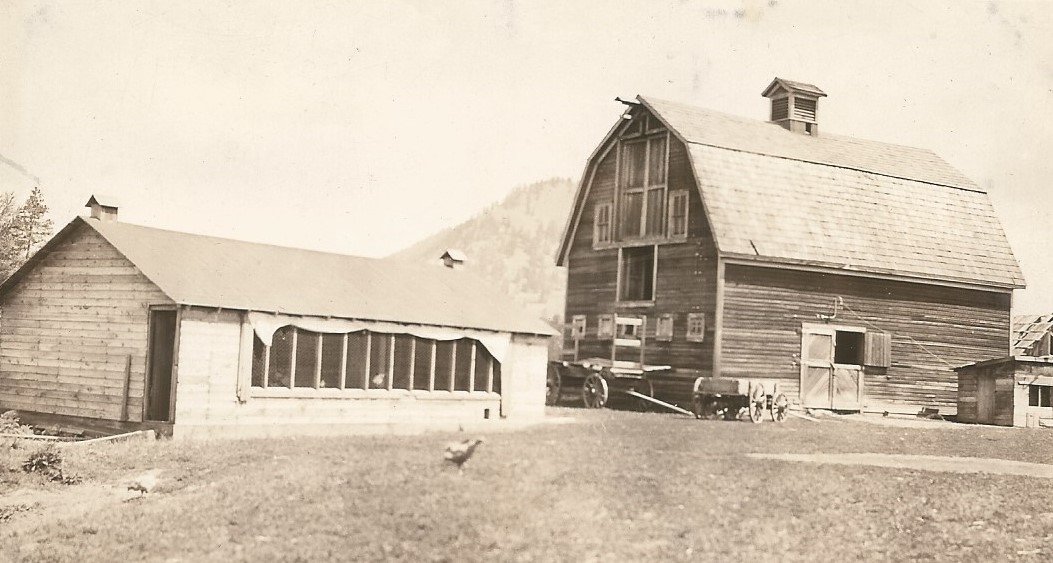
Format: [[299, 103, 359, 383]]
[[638, 95, 985, 194]]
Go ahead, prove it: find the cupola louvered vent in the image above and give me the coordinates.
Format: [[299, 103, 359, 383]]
[[793, 97, 817, 121], [771, 98, 789, 121], [761, 77, 827, 136]]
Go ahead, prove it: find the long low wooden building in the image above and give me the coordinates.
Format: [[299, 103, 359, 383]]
[[555, 78, 1024, 415], [0, 197, 552, 438]]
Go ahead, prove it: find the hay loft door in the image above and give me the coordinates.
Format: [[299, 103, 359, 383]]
[[800, 325, 864, 411], [146, 309, 178, 422]]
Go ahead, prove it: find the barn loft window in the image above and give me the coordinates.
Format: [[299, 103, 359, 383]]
[[686, 313, 705, 343], [1030, 385, 1051, 408], [668, 190, 689, 238], [619, 246, 656, 302], [593, 203, 612, 246], [618, 133, 668, 240], [656, 314, 674, 342], [250, 327, 501, 395]]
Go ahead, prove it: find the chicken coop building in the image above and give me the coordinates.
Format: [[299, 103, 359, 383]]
[[0, 198, 552, 438], [555, 78, 1024, 415]]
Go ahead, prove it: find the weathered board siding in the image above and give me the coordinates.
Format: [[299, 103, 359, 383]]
[[173, 308, 547, 438], [563, 131, 719, 404], [0, 226, 173, 421], [957, 359, 1053, 427], [722, 264, 1011, 413]]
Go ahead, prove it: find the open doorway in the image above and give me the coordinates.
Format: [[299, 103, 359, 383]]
[[146, 309, 178, 422]]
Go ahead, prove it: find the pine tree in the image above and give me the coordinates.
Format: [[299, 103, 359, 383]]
[[10, 187, 54, 262], [0, 191, 21, 280]]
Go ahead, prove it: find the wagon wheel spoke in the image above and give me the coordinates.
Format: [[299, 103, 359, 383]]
[[749, 400, 765, 423], [633, 380, 654, 412], [771, 393, 789, 423], [582, 373, 609, 409]]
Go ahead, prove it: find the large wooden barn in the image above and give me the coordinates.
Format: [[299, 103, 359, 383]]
[[556, 78, 1024, 415], [0, 198, 552, 438]]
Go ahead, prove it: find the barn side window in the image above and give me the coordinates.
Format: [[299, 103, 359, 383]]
[[593, 203, 613, 246], [686, 313, 705, 342], [596, 314, 614, 339], [656, 314, 674, 342], [570, 315, 587, 339], [618, 133, 667, 240], [250, 327, 501, 394], [668, 190, 689, 238], [1030, 385, 1052, 408], [619, 246, 655, 302]]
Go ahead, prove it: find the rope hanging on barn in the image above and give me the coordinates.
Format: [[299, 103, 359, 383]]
[[836, 297, 957, 369]]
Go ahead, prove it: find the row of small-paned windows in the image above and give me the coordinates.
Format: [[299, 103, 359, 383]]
[[594, 190, 689, 246], [1030, 385, 1051, 408], [250, 327, 501, 394], [569, 313, 705, 342]]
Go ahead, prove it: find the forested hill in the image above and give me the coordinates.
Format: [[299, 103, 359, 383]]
[[389, 178, 576, 325]]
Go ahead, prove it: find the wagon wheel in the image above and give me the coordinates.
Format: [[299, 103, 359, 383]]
[[693, 394, 721, 420], [582, 372, 609, 409], [629, 379, 654, 412], [545, 364, 562, 406], [770, 393, 789, 423], [746, 383, 766, 423]]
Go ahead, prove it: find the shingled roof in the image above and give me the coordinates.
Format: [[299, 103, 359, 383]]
[[0, 217, 554, 337], [558, 95, 1024, 289]]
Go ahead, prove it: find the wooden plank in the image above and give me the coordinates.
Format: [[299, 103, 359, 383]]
[[468, 342, 476, 392], [338, 333, 347, 390], [429, 340, 437, 391], [120, 355, 132, 421]]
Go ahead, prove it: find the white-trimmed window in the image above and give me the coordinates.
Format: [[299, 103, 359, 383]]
[[619, 246, 656, 302], [593, 203, 613, 245], [686, 313, 706, 342], [1030, 385, 1052, 407], [656, 314, 674, 342], [597, 314, 614, 339], [250, 327, 500, 394], [668, 190, 689, 238], [571, 315, 587, 340]]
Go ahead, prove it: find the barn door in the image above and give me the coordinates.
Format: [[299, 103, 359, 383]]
[[800, 328, 834, 409], [801, 325, 864, 411], [976, 376, 995, 424], [146, 309, 178, 422]]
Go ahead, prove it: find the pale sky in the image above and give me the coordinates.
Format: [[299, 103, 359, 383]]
[[1, 0, 1052, 311]]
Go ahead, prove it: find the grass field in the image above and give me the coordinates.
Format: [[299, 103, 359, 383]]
[[2, 408, 1052, 562]]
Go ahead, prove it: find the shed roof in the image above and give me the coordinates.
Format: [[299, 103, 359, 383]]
[[1012, 314, 1053, 356], [1, 217, 553, 337], [555, 95, 1025, 289]]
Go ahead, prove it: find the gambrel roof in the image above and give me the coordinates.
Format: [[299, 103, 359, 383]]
[[557, 95, 1025, 290], [0, 217, 554, 337]]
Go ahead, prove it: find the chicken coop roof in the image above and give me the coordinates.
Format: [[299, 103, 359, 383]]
[[1, 217, 554, 337]]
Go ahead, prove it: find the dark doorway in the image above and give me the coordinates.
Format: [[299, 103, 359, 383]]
[[146, 310, 178, 422]]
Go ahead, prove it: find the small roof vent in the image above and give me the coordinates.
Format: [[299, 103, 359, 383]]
[[761, 77, 826, 136], [85, 194, 119, 222]]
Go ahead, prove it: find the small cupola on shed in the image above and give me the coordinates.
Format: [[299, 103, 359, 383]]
[[85, 194, 119, 222], [440, 249, 466, 269], [762, 77, 827, 136]]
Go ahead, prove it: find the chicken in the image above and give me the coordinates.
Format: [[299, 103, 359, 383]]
[[126, 469, 163, 497], [443, 438, 483, 473]]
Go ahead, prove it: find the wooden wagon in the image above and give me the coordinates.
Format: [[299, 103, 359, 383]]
[[691, 377, 789, 423]]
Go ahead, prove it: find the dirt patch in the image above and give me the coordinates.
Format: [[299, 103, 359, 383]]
[[0, 481, 143, 536], [747, 453, 1053, 479]]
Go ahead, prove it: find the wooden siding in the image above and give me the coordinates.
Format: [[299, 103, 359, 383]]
[[722, 264, 1011, 413], [564, 130, 719, 403], [958, 359, 1053, 427], [0, 225, 173, 421]]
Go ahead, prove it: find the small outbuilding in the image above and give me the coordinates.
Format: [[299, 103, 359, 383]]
[[955, 356, 1053, 427], [0, 198, 553, 438]]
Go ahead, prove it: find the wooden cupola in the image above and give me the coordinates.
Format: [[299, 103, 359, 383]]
[[85, 194, 120, 222], [762, 77, 827, 136]]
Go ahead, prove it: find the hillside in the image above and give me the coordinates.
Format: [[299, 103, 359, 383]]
[[390, 178, 576, 325]]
